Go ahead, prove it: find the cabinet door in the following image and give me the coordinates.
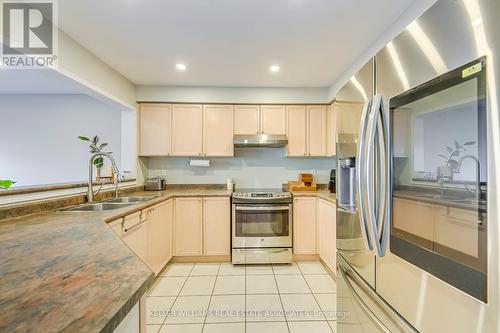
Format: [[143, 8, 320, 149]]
[[286, 106, 307, 156], [433, 206, 479, 257], [334, 101, 364, 136], [203, 105, 234, 157], [119, 212, 150, 266], [139, 104, 171, 156], [171, 104, 203, 156], [174, 197, 203, 256], [326, 103, 336, 156], [234, 105, 260, 135], [293, 197, 317, 255], [307, 105, 327, 156], [148, 200, 173, 275], [318, 199, 336, 273], [260, 105, 286, 135], [393, 198, 434, 244], [203, 197, 231, 255]]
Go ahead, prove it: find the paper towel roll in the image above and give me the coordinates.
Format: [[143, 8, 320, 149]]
[[189, 159, 210, 167]]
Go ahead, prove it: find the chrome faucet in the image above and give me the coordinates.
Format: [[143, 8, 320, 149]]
[[455, 155, 481, 200], [88, 152, 120, 202]]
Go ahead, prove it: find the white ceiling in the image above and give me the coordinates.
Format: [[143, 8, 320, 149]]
[[58, 0, 416, 88]]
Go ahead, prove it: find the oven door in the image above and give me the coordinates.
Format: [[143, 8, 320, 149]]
[[232, 204, 292, 248]]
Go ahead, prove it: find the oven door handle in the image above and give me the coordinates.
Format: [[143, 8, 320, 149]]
[[233, 248, 290, 254], [234, 206, 290, 211]]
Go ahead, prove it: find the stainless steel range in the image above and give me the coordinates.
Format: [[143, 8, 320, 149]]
[[231, 189, 293, 264]]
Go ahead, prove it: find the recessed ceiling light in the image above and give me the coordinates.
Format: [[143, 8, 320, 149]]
[[176, 63, 187, 71], [270, 65, 280, 73]]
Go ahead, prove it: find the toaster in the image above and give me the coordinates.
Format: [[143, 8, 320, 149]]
[[144, 177, 166, 191]]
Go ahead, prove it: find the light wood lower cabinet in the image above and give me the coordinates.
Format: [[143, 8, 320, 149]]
[[116, 212, 149, 265], [393, 197, 435, 242], [174, 196, 231, 257], [317, 198, 336, 273], [434, 206, 479, 257], [293, 197, 318, 255], [148, 200, 173, 275], [110, 199, 174, 275], [174, 197, 204, 256], [203, 197, 231, 255]]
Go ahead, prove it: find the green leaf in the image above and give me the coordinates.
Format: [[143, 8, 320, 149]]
[[0, 179, 15, 190], [464, 141, 476, 146], [99, 143, 108, 150], [446, 146, 454, 153], [454, 140, 460, 149], [92, 136, 99, 144], [78, 136, 90, 141]]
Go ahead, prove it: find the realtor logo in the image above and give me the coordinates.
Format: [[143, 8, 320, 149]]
[[1, 0, 57, 67]]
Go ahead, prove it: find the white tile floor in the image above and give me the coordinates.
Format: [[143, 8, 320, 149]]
[[147, 261, 336, 333]]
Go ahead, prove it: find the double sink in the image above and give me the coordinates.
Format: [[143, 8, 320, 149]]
[[410, 193, 485, 209], [64, 196, 157, 212]]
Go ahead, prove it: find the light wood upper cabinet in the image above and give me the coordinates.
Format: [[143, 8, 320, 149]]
[[174, 197, 203, 256], [139, 104, 171, 156], [234, 105, 260, 135], [326, 103, 336, 156], [260, 105, 286, 135], [317, 198, 336, 273], [203, 197, 231, 255], [171, 104, 203, 156], [307, 106, 327, 156], [293, 197, 317, 255], [334, 101, 363, 136], [203, 105, 234, 157], [286, 106, 307, 156], [148, 200, 173, 275]]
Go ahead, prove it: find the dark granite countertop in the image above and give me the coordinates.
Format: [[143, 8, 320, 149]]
[[0, 188, 232, 333]]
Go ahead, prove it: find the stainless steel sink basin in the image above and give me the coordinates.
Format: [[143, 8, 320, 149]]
[[106, 196, 156, 204], [64, 202, 133, 212]]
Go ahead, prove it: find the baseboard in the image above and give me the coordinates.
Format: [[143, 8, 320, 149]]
[[172, 255, 231, 263], [292, 254, 320, 261], [319, 258, 337, 279]]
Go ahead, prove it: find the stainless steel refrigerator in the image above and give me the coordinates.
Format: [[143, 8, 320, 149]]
[[335, 0, 500, 332]]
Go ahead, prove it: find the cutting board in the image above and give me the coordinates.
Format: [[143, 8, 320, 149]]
[[288, 181, 318, 191]]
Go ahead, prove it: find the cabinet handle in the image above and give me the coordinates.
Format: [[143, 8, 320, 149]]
[[122, 219, 145, 233]]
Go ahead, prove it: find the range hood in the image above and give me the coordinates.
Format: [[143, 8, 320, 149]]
[[233, 134, 288, 148]]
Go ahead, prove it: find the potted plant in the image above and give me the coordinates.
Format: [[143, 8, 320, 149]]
[[78, 135, 111, 181], [0, 179, 15, 190]]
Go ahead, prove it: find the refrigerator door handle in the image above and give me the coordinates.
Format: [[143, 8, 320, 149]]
[[366, 94, 384, 256], [378, 95, 391, 256], [356, 99, 373, 250], [338, 259, 419, 333]]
